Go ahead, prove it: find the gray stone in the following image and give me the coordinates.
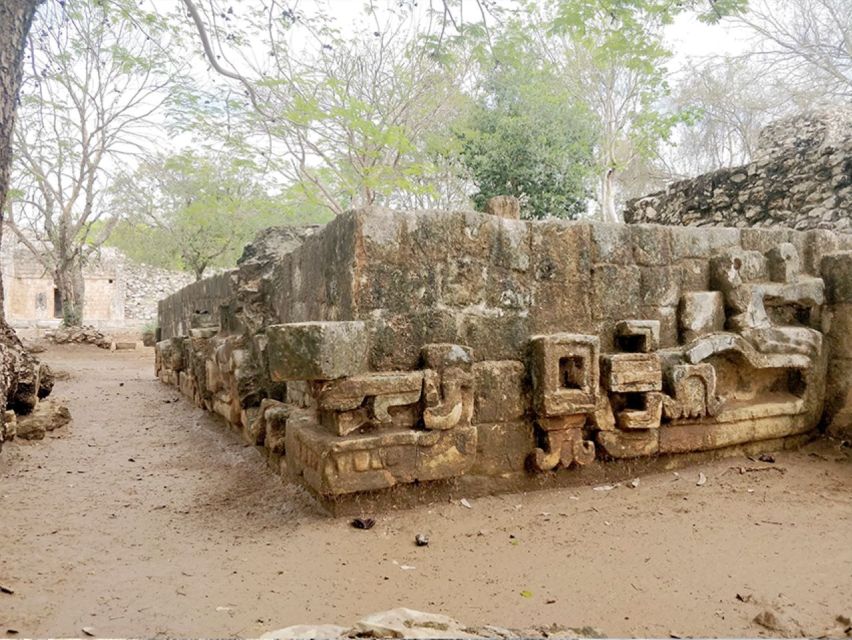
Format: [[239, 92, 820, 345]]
[[266, 321, 368, 381], [678, 291, 725, 342]]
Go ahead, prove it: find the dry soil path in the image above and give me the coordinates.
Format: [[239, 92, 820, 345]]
[[1, 345, 851, 638]]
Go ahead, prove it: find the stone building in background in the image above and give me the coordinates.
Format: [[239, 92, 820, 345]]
[[0, 228, 193, 330]]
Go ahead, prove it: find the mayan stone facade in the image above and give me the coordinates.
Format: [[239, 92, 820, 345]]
[[156, 205, 852, 504], [624, 109, 852, 232]]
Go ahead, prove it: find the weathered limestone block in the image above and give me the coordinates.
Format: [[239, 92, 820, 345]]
[[421, 343, 473, 372], [684, 332, 813, 370], [601, 353, 662, 393], [741, 326, 822, 358], [591, 264, 642, 320], [615, 320, 660, 353], [662, 363, 722, 420], [473, 421, 534, 475], [286, 415, 477, 496], [484, 195, 521, 220], [767, 243, 801, 283], [248, 398, 291, 451], [3, 410, 16, 440], [267, 321, 368, 381], [596, 428, 659, 459], [660, 414, 809, 453], [530, 333, 599, 417], [423, 367, 473, 431], [15, 400, 71, 440], [529, 415, 594, 471], [824, 304, 852, 359], [472, 360, 527, 423], [318, 371, 424, 435], [821, 251, 852, 304], [613, 391, 664, 430], [678, 292, 725, 343]]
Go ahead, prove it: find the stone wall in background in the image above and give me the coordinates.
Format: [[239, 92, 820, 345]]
[[123, 262, 194, 323], [624, 109, 852, 232], [155, 206, 852, 506]]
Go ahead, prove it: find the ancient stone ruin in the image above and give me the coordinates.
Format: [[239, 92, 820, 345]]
[[152, 111, 851, 508], [625, 109, 852, 232], [155, 202, 852, 506]]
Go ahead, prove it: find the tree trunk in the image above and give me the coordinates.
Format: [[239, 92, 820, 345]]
[[54, 259, 86, 327], [0, 0, 49, 447], [600, 167, 623, 224]]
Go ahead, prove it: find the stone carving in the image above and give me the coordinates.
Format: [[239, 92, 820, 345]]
[[529, 416, 595, 472], [601, 353, 662, 393], [615, 320, 660, 353], [661, 363, 722, 420], [530, 334, 599, 417], [318, 371, 424, 435]]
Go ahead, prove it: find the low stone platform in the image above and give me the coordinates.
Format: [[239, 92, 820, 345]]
[[154, 203, 852, 509]]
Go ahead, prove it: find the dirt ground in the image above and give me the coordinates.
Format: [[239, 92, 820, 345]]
[[1, 345, 850, 638]]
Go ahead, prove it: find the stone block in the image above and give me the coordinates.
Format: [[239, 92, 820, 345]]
[[590, 223, 633, 264], [638, 306, 679, 348], [286, 416, 477, 496], [484, 195, 521, 219], [613, 391, 663, 430], [821, 252, 852, 304], [679, 291, 725, 343], [601, 353, 662, 393], [596, 428, 659, 459], [615, 319, 660, 353], [824, 304, 852, 359], [529, 424, 595, 471], [15, 400, 71, 440], [630, 225, 672, 266], [591, 264, 642, 320], [266, 321, 368, 381], [318, 371, 424, 435], [473, 421, 535, 475], [472, 360, 528, 423], [640, 266, 682, 307], [529, 221, 593, 333], [825, 358, 852, 438], [421, 343, 473, 372], [530, 333, 599, 417], [422, 367, 474, 431], [766, 243, 801, 283], [370, 309, 459, 370], [458, 313, 530, 362]]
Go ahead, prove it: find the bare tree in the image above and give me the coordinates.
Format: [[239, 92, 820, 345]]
[[7, 0, 180, 326]]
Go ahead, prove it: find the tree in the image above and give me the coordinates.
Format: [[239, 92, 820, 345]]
[[0, 0, 46, 448], [177, 1, 477, 215], [108, 150, 321, 280], [453, 30, 596, 219], [729, 0, 851, 102], [7, 0, 179, 325]]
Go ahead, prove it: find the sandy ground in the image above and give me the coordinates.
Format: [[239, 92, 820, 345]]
[[1, 344, 850, 638]]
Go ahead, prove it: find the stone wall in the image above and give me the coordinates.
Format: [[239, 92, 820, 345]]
[[624, 109, 852, 232], [124, 262, 193, 323], [157, 271, 235, 341], [156, 206, 852, 505]]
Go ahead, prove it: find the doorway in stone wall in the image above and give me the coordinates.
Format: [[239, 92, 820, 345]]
[[53, 288, 63, 319]]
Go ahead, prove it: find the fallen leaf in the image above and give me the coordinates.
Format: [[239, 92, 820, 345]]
[[0, 585, 13, 595], [736, 593, 753, 603], [629, 478, 640, 489], [696, 472, 707, 486], [399, 564, 415, 571], [460, 498, 472, 509], [520, 590, 533, 598], [351, 517, 375, 530], [593, 484, 617, 491], [415, 533, 429, 547], [758, 453, 775, 463], [81, 627, 96, 637]]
